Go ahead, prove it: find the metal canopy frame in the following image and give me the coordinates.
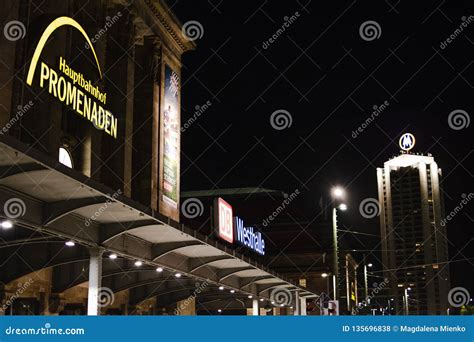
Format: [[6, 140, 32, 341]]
[[0, 136, 317, 302]]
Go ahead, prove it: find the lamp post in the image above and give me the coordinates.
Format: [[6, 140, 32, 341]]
[[404, 287, 411, 315], [363, 258, 372, 303], [331, 187, 346, 303]]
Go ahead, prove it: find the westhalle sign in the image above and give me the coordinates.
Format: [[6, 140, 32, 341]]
[[214, 198, 265, 256], [26, 17, 118, 138]]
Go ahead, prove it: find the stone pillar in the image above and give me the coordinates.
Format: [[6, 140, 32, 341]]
[[300, 297, 307, 316], [252, 299, 259, 316], [87, 248, 103, 316], [294, 291, 300, 315]]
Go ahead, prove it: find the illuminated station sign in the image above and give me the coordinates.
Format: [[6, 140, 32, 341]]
[[26, 16, 118, 139], [214, 198, 265, 256]]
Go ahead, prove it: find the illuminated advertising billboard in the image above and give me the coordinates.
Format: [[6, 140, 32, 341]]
[[159, 64, 180, 221]]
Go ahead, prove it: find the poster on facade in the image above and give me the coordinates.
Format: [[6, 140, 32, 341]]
[[159, 64, 180, 221]]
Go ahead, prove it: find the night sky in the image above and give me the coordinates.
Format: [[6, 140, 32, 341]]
[[171, 1, 473, 291]]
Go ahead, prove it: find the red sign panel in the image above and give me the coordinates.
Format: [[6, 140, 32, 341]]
[[215, 198, 233, 243]]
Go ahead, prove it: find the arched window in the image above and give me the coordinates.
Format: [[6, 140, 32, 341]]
[[59, 147, 73, 168]]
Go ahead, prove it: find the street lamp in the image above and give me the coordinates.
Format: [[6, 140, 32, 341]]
[[330, 186, 346, 303], [404, 287, 411, 315], [333, 187, 344, 198]]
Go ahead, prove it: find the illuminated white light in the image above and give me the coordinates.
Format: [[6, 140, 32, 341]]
[[59, 147, 73, 168], [338, 203, 347, 211], [271, 301, 275, 305], [333, 187, 344, 198], [109, 253, 117, 259], [407, 287, 412, 291], [280, 304, 284, 307], [156, 267, 163, 272], [368, 263, 373, 267], [218, 309, 222, 313], [259, 298, 264, 302], [65, 240, 75, 247], [174, 273, 182, 278], [248, 295, 253, 299], [218, 286, 224, 290], [230, 289, 235, 293], [134, 260, 143, 267], [1, 220, 13, 229], [321, 273, 328, 278]]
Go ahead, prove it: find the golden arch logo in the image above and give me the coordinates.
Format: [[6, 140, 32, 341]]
[[26, 16, 117, 139], [26, 16, 102, 85]]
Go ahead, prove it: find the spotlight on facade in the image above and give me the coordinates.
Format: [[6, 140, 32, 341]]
[[109, 253, 117, 259], [248, 295, 253, 299], [218, 286, 224, 290], [156, 267, 163, 272], [1, 220, 13, 229], [174, 273, 182, 278], [368, 263, 373, 267], [259, 298, 264, 302], [338, 203, 347, 211], [230, 289, 235, 293], [65, 240, 75, 247], [134, 260, 143, 267], [321, 272, 328, 278], [218, 309, 222, 313]]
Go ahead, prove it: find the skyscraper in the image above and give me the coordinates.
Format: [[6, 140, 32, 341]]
[[377, 135, 450, 315]]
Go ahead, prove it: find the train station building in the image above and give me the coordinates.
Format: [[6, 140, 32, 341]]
[[0, 0, 317, 315]]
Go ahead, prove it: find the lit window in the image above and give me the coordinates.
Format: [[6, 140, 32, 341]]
[[59, 147, 73, 168], [299, 278, 307, 287]]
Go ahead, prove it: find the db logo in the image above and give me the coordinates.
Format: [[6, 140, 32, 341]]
[[215, 198, 233, 243]]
